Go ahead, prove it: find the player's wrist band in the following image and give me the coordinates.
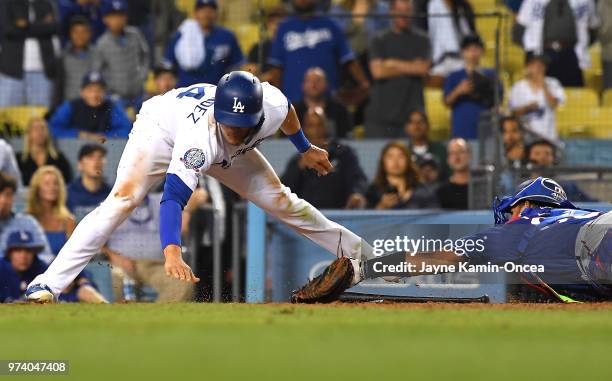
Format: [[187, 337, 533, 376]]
[[288, 129, 311, 153]]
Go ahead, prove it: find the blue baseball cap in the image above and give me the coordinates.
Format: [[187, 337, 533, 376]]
[[195, 0, 218, 9], [5, 230, 44, 255], [102, 0, 128, 16], [81, 71, 106, 88]]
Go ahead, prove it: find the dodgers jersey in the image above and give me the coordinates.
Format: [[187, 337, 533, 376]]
[[140, 82, 290, 192]]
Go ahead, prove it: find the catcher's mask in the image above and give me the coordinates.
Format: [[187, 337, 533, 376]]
[[492, 177, 578, 224]]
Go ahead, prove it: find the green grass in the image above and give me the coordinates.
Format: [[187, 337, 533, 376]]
[[1, 303, 612, 381]]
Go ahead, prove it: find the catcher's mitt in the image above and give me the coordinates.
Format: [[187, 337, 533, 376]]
[[291, 257, 354, 303]]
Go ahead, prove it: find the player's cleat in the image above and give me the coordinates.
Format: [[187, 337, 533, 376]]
[[25, 284, 55, 303]]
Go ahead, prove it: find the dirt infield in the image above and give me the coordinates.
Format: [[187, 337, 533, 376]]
[[263, 301, 612, 311]]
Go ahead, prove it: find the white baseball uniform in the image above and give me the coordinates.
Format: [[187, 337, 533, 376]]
[[30, 82, 373, 295]]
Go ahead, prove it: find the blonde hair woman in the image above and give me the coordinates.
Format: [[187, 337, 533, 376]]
[[26, 165, 75, 256], [26, 165, 107, 303], [17, 117, 72, 186]]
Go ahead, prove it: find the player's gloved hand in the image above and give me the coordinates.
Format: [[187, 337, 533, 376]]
[[301, 145, 333, 176], [163, 245, 200, 283]]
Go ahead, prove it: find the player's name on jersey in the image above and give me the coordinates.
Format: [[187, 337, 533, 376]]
[[370, 261, 545, 275]]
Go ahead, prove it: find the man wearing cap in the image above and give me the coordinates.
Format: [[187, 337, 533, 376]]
[[0, 230, 50, 303], [0, 172, 53, 264], [66, 144, 112, 221], [165, 0, 244, 87], [93, 0, 149, 106], [48, 72, 132, 141], [0, 229, 107, 303]]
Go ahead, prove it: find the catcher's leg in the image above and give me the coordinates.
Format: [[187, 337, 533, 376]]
[[207, 149, 373, 282], [28, 117, 171, 296]]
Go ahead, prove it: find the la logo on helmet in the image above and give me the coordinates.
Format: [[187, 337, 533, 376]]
[[232, 97, 245, 113]]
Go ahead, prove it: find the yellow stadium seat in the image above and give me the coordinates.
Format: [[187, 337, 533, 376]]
[[585, 108, 612, 139], [175, 0, 195, 16], [425, 88, 451, 141], [0, 106, 47, 134], [227, 23, 261, 56], [556, 88, 600, 137], [503, 44, 525, 82], [584, 69, 603, 93], [557, 107, 612, 138], [590, 43, 602, 73], [558, 88, 599, 111], [476, 16, 500, 45], [603, 89, 612, 108], [471, 0, 498, 11], [556, 108, 592, 138]]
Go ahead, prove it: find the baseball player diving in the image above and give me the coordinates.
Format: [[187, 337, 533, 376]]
[[292, 177, 612, 303], [26, 71, 375, 303]]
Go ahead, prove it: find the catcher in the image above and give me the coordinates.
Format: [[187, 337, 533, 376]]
[[293, 177, 611, 303]]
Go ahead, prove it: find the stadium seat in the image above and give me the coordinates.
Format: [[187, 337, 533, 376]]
[[470, 0, 498, 11], [559, 88, 599, 110], [586, 108, 612, 139], [476, 16, 500, 45], [0, 106, 47, 134], [502, 44, 525, 82], [584, 69, 603, 93], [556, 108, 592, 138], [227, 23, 260, 56], [603, 89, 612, 108], [175, 0, 195, 16], [424, 88, 451, 141], [589, 43, 602, 73], [556, 88, 602, 138], [557, 107, 612, 139]]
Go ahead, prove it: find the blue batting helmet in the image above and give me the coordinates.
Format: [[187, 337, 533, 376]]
[[214, 71, 264, 128], [493, 177, 578, 224]]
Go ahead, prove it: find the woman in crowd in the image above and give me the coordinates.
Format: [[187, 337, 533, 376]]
[[16, 117, 72, 186], [25, 165, 106, 303], [26, 165, 75, 256], [366, 141, 439, 209]]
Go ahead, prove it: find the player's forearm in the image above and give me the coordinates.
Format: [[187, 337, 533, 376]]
[[279, 106, 301, 136]]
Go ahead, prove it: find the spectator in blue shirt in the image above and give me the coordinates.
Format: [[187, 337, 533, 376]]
[[265, 0, 370, 103], [0, 229, 51, 303], [49, 72, 132, 141], [56, 0, 105, 43], [444, 35, 502, 140], [0, 172, 54, 264], [0, 229, 107, 303], [164, 0, 244, 87], [66, 144, 112, 221]]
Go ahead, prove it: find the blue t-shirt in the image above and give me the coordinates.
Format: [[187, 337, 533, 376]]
[[268, 15, 355, 102], [66, 178, 112, 221], [0, 257, 48, 303], [443, 68, 500, 139], [165, 26, 244, 87], [464, 208, 603, 285]]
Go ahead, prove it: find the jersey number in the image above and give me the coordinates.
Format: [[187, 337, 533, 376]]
[[177, 86, 207, 100]]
